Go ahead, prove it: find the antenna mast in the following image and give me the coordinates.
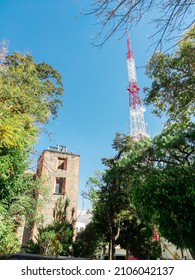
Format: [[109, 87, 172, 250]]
[[126, 35, 149, 139], [0, 40, 8, 61]]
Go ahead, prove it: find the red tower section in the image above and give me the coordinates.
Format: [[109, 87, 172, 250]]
[[126, 35, 149, 139]]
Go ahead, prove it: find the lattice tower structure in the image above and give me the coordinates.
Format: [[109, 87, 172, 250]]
[[0, 40, 8, 72], [126, 35, 149, 140], [0, 40, 8, 61]]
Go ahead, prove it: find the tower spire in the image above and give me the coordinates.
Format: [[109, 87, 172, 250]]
[[126, 35, 149, 139]]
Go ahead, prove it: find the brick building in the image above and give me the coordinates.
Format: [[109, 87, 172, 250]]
[[18, 145, 80, 245], [36, 145, 80, 226]]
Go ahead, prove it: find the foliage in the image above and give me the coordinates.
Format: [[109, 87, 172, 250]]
[[0, 52, 63, 149], [0, 174, 48, 255], [0, 147, 48, 214], [133, 163, 195, 256], [0, 148, 29, 205], [85, 120, 194, 258], [0, 48, 64, 255], [116, 123, 195, 258], [73, 221, 106, 259], [82, 24, 195, 260], [0, 204, 20, 255], [144, 24, 195, 124], [83, 134, 160, 259], [112, 26, 195, 258], [25, 197, 75, 256], [85, 0, 195, 48], [117, 209, 161, 260]]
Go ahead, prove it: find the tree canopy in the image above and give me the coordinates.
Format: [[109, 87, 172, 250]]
[[144, 24, 195, 123], [0, 52, 63, 149], [82, 135, 161, 259], [0, 47, 64, 255], [117, 124, 195, 258], [0, 148, 29, 205]]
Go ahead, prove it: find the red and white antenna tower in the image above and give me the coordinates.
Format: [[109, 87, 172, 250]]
[[0, 40, 8, 61], [126, 34, 149, 139]]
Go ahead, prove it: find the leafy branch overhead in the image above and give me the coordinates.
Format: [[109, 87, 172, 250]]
[[85, 0, 195, 49]]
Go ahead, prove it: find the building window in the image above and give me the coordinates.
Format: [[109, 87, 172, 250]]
[[55, 177, 65, 194], [58, 158, 68, 170]]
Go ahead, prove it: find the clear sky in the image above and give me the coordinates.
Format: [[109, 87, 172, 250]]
[[0, 0, 170, 210]]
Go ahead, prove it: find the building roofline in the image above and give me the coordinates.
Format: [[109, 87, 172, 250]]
[[43, 149, 80, 157]]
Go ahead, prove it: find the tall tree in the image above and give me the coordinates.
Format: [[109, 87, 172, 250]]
[[112, 122, 194, 258], [117, 209, 161, 260], [73, 221, 106, 259], [0, 52, 63, 149], [0, 49, 64, 254], [83, 134, 160, 259], [144, 24, 195, 124], [129, 124, 195, 258]]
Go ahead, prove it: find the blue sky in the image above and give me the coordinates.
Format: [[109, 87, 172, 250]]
[[0, 0, 170, 210]]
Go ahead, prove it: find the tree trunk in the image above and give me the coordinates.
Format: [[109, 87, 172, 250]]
[[108, 220, 116, 260], [112, 229, 116, 260], [189, 249, 195, 260], [126, 244, 130, 260], [108, 226, 113, 260]]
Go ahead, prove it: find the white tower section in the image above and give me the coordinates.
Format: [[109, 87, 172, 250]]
[[0, 40, 8, 61], [126, 35, 149, 139]]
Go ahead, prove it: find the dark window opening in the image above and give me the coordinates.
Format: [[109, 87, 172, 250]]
[[58, 158, 68, 170], [55, 177, 65, 194]]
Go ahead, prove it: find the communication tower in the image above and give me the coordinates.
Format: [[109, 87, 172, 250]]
[[126, 35, 149, 139]]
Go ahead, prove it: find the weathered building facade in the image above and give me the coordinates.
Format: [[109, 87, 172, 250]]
[[18, 145, 80, 244], [36, 145, 80, 226]]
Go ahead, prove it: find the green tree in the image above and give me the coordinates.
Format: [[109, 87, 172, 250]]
[[117, 209, 161, 260], [0, 148, 29, 205], [144, 24, 195, 124], [114, 123, 195, 258], [83, 134, 160, 259], [73, 221, 106, 259], [0, 174, 47, 255], [25, 197, 75, 256], [0, 48, 63, 254], [83, 168, 127, 259], [109, 26, 195, 259], [137, 26, 195, 258], [0, 204, 20, 255], [130, 125, 195, 258], [0, 48, 64, 254], [0, 52, 63, 149]]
